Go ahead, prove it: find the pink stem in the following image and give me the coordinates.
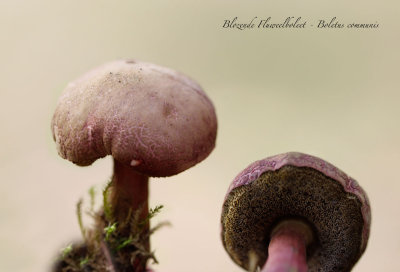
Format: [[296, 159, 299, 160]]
[[261, 220, 311, 272], [111, 159, 149, 225], [111, 159, 149, 271]]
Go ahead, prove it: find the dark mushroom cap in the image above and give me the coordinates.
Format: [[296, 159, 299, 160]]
[[51, 60, 217, 177], [221, 152, 370, 272]]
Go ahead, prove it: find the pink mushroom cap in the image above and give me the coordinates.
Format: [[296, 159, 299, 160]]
[[51, 60, 217, 177]]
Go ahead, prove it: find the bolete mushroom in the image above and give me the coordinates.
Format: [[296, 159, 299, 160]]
[[221, 152, 370, 272], [51, 59, 217, 270]]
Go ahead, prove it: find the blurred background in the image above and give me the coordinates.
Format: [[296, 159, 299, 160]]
[[0, 0, 399, 271]]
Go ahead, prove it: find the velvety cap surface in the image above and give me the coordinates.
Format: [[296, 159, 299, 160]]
[[51, 60, 217, 177]]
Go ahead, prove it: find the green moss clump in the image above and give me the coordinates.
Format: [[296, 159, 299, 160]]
[[54, 181, 167, 272]]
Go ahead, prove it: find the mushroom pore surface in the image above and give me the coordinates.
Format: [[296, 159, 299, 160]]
[[51, 60, 217, 177], [221, 165, 364, 272]]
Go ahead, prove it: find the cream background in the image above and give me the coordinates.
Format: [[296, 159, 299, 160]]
[[0, 1, 399, 271]]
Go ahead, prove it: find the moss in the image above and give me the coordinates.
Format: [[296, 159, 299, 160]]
[[53, 181, 166, 272]]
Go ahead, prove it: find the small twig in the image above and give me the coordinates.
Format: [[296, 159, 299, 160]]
[[101, 241, 117, 272], [144, 221, 171, 239]]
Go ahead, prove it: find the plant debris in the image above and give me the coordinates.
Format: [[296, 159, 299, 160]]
[[53, 181, 168, 272]]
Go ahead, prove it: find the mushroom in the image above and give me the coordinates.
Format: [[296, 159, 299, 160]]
[[51, 59, 217, 270], [221, 152, 370, 272]]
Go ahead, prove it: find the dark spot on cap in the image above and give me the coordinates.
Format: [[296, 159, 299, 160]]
[[162, 102, 176, 118]]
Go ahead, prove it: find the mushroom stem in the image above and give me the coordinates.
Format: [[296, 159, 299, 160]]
[[111, 158, 149, 240], [261, 220, 312, 272]]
